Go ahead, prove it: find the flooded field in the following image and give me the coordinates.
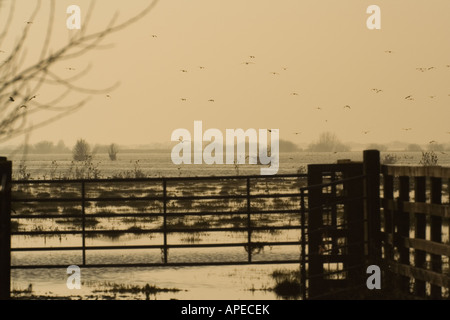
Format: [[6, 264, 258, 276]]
[[8, 151, 450, 299]]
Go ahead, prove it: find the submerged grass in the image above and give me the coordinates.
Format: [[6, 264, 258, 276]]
[[271, 269, 302, 300], [91, 282, 183, 299], [246, 268, 302, 300]]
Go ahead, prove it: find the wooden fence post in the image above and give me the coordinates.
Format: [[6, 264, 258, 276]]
[[398, 176, 411, 292], [162, 179, 168, 264], [306, 165, 324, 298], [363, 150, 381, 264], [430, 177, 442, 299], [0, 157, 12, 300], [414, 176, 426, 297]]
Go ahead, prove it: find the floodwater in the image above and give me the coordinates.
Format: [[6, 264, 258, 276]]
[[8, 151, 450, 299]]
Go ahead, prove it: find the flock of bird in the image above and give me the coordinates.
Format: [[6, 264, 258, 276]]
[[3, 29, 449, 144], [147, 42, 448, 140]]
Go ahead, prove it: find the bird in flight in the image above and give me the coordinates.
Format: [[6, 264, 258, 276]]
[[429, 140, 436, 144], [282, 67, 288, 71], [151, 34, 158, 38], [242, 62, 254, 65], [180, 69, 188, 73], [291, 92, 299, 96], [428, 67, 435, 70], [429, 95, 436, 99], [199, 66, 205, 70], [385, 50, 393, 54], [208, 99, 215, 102], [402, 128, 412, 131], [343, 105, 351, 109], [362, 131, 370, 134], [405, 95, 414, 100], [316, 107, 322, 111], [106, 95, 111, 98], [371, 88, 383, 93], [293, 132, 301, 135], [66, 67, 76, 71], [180, 98, 187, 102], [270, 72, 279, 75], [249, 55, 256, 59], [416, 68, 427, 72]]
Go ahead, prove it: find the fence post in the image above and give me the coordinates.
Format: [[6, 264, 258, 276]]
[[162, 179, 168, 264], [306, 165, 324, 298], [382, 171, 394, 262], [81, 181, 86, 266], [363, 150, 381, 265], [397, 176, 411, 292], [430, 177, 442, 299], [414, 176, 426, 297], [300, 189, 307, 300], [246, 178, 252, 263], [0, 157, 12, 300]]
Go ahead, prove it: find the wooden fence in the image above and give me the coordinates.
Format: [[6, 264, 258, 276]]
[[0, 158, 12, 300], [381, 165, 450, 299]]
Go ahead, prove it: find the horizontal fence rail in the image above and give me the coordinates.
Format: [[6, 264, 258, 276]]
[[11, 174, 307, 269]]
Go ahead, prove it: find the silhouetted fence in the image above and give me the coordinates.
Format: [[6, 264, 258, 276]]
[[381, 165, 450, 299], [10, 174, 306, 271], [0, 158, 12, 300], [299, 150, 381, 299], [2, 151, 450, 300]]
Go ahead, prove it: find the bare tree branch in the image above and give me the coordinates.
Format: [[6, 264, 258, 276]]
[[0, 0, 160, 143]]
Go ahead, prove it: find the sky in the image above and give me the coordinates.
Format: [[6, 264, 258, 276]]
[[1, 0, 450, 147]]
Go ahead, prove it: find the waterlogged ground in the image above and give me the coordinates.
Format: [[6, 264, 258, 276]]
[[8, 151, 450, 299], [12, 264, 301, 300], [10, 155, 305, 299]]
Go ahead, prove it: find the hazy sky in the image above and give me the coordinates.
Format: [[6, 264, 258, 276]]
[[2, 0, 450, 146]]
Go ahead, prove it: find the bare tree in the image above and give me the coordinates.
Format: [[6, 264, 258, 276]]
[[72, 138, 91, 161], [0, 0, 159, 143], [108, 143, 118, 161]]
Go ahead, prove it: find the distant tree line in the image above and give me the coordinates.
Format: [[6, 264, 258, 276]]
[[3, 135, 449, 156], [307, 132, 351, 152], [25, 140, 71, 154]]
